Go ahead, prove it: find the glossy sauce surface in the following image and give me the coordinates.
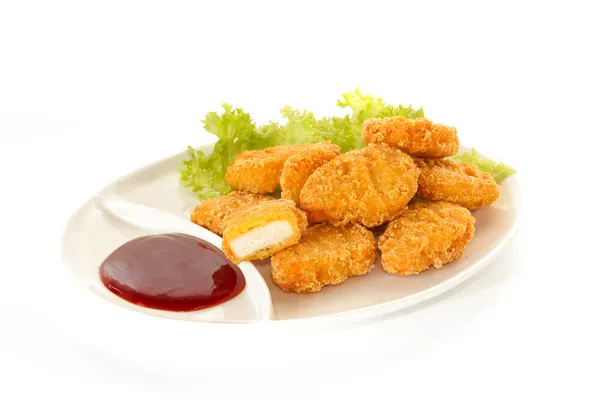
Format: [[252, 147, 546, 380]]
[[99, 233, 245, 311]]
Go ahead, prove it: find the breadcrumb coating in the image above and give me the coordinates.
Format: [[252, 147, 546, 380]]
[[225, 142, 340, 194], [280, 146, 340, 204], [415, 158, 499, 209], [190, 191, 273, 236], [221, 199, 308, 264], [271, 224, 377, 293], [379, 201, 475, 276], [362, 116, 459, 158], [299, 144, 419, 227]]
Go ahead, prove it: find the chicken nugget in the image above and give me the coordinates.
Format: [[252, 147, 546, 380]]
[[225, 142, 340, 194], [190, 191, 273, 236], [415, 158, 499, 209], [280, 146, 340, 204], [299, 144, 419, 227], [271, 224, 377, 293], [362, 116, 459, 158], [221, 199, 308, 264], [379, 201, 475, 276]]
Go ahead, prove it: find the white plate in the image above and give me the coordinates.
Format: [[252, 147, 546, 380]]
[[61, 144, 522, 324]]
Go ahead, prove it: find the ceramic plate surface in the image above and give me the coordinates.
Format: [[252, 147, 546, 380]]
[[62, 144, 522, 323]]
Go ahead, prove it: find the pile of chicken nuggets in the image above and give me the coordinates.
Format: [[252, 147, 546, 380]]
[[191, 115, 500, 293]]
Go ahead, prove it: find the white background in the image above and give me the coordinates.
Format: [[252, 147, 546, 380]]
[[1, 1, 599, 399]]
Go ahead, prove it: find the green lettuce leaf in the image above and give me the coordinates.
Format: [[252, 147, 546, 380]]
[[453, 148, 516, 183], [180, 104, 263, 199], [181, 90, 425, 200], [328, 89, 425, 152], [337, 88, 424, 121]]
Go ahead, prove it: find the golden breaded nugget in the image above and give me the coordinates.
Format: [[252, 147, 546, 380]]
[[379, 201, 475, 276], [271, 224, 377, 293], [280, 145, 340, 204], [221, 199, 308, 264], [299, 144, 419, 227], [415, 158, 499, 209], [225, 142, 340, 193], [190, 191, 273, 236], [362, 116, 459, 157]]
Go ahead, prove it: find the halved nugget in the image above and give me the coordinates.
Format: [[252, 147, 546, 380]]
[[221, 199, 308, 264], [378, 201, 475, 276], [362, 116, 459, 158], [271, 224, 377, 293], [190, 191, 273, 236], [225, 142, 340, 194], [280, 146, 340, 204]]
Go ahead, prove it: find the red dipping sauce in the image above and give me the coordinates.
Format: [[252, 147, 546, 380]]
[[99, 233, 245, 312]]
